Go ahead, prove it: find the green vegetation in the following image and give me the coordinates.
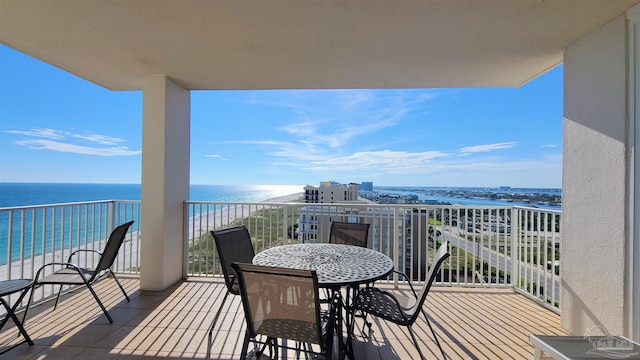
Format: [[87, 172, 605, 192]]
[[187, 205, 299, 275]]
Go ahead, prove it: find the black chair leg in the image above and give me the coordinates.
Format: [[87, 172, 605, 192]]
[[85, 283, 112, 323], [207, 290, 230, 359], [53, 284, 64, 310], [239, 330, 250, 360], [21, 283, 37, 330], [422, 309, 446, 359], [110, 271, 130, 302], [407, 325, 428, 360]]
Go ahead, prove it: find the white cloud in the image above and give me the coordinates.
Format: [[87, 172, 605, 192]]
[[541, 144, 556, 148], [205, 154, 226, 160], [264, 144, 561, 179], [4, 128, 65, 139], [6, 127, 139, 156], [460, 142, 518, 154], [16, 139, 140, 156], [272, 149, 452, 174], [71, 134, 126, 145], [276, 90, 438, 149]]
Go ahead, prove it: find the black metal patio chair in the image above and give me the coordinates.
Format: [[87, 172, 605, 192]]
[[351, 240, 450, 360], [328, 221, 372, 328], [232, 262, 339, 360], [328, 221, 370, 247], [25, 220, 134, 324], [207, 225, 255, 358]]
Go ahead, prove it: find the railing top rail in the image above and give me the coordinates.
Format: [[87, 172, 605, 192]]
[[184, 201, 301, 206], [2, 200, 559, 213], [185, 200, 520, 209], [513, 206, 562, 214], [0, 199, 140, 211]]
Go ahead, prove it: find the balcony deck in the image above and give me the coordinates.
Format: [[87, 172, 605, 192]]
[[0, 275, 567, 359]]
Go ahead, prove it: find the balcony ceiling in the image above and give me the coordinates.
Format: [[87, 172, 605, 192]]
[[1, 0, 639, 91]]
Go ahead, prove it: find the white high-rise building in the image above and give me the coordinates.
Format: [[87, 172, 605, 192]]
[[299, 181, 367, 243], [304, 181, 360, 203]]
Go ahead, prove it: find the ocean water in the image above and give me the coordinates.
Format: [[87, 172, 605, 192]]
[[0, 183, 305, 207], [0, 183, 304, 265]]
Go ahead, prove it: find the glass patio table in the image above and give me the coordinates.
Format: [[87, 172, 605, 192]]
[[253, 243, 394, 359]]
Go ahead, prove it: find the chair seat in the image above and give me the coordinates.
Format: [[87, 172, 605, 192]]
[[257, 319, 319, 344], [38, 267, 96, 285], [396, 293, 416, 311], [356, 287, 414, 325]]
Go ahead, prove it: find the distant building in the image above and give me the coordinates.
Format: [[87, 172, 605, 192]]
[[360, 182, 373, 191], [304, 181, 360, 203], [405, 208, 440, 280], [297, 204, 397, 251]]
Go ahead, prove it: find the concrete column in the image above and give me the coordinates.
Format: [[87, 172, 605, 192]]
[[140, 76, 190, 290], [628, 4, 640, 342], [562, 13, 628, 336]]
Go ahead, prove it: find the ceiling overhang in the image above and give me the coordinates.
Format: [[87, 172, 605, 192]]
[[1, 0, 639, 91]]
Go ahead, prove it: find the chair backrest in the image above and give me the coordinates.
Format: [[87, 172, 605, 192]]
[[231, 262, 324, 347], [210, 226, 255, 293], [329, 221, 370, 247], [407, 240, 450, 324], [93, 220, 134, 278]]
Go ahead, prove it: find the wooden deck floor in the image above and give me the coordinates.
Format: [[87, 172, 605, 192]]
[[0, 276, 567, 359]]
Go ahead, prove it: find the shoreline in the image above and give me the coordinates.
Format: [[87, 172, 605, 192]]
[[189, 192, 304, 233]]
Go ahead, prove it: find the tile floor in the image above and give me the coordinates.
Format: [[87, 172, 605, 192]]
[[0, 276, 567, 359]]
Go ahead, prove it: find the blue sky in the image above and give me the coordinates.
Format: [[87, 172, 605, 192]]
[[0, 45, 562, 188]]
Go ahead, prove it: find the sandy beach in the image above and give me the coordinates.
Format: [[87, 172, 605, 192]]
[[188, 192, 304, 234]]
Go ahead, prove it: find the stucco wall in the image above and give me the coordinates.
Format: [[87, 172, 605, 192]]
[[562, 14, 628, 335]]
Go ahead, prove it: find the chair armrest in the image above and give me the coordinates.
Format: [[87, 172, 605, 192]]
[[34, 262, 88, 282], [66, 249, 102, 263], [373, 287, 408, 307], [391, 270, 418, 297]]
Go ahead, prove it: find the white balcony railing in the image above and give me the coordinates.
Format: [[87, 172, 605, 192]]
[[0, 200, 561, 313], [185, 201, 561, 312], [0, 200, 140, 306]]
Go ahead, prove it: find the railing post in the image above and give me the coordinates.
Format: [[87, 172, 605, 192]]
[[393, 206, 399, 289], [108, 201, 115, 234], [183, 201, 189, 279], [7, 211, 13, 279], [283, 205, 288, 243], [511, 208, 519, 290]]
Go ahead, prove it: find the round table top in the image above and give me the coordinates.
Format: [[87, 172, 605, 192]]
[[253, 243, 394, 287], [0, 279, 32, 297]]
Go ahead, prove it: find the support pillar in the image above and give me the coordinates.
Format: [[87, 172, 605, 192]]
[[140, 76, 190, 290]]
